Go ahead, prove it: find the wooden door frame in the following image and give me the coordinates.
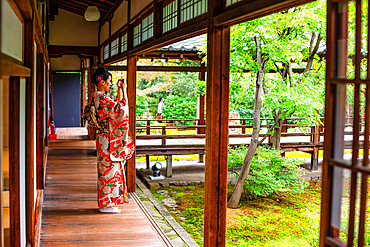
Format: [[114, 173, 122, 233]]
[[320, 1, 370, 246]]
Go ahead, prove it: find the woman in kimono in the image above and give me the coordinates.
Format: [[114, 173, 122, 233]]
[[91, 68, 135, 213]]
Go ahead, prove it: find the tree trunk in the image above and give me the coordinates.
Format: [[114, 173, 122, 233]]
[[227, 35, 269, 208], [304, 32, 322, 73], [272, 110, 283, 149]]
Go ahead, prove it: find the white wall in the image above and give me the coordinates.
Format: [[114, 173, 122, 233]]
[[100, 22, 109, 45], [1, 0, 23, 61], [49, 9, 99, 46], [111, 2, 128, 35], [50, 56, 81, 71], [131, 0, 152, 18]]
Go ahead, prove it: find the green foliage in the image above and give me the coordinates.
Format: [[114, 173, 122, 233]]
[[263, 72, 325, 130], [195, 79, 206, 96], [136, 95, 148, 118], [228, 146, 308, 197], [170, 72, 198, 98], [162, 95, 197, 121], [137, 76, 166, 90]]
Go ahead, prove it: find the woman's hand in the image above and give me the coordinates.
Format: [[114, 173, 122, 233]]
[[117, 79, 127, 91]]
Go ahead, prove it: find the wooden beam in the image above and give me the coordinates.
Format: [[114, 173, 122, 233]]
[[204, 0, 230, 245], [0, 53, 31, 77], [214, 0, 315, 27], [36, 53, 45, 190], [48, 45, 99, 58], [107, 65, 206, 72], [24, 19, 36, 246], [127, 56, 137, 192], [9, 77, 21, 247]]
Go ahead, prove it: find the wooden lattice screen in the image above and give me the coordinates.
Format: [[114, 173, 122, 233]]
[[320, 0, 370, 246]]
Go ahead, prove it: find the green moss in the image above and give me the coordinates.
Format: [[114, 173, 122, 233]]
[[151, 182, 322, 246]]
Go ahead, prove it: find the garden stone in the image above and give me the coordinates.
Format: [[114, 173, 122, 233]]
[[149, 182, 160, 189], [179, 181, 188, 186], [159, 182, 170, 187]]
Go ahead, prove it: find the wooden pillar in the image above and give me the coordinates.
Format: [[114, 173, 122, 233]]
[[166, 155, 172, 178], [127, 56, 137, 192], [24, 19, 35, 245], [36, 53, 45, 189], [9, 77, 21, 247], [204, 0, 230, 245], [87, 65, 96, 140], [198, 63, 206, 163], [81, 69, 86, 127], [146, 120, 150, 169]]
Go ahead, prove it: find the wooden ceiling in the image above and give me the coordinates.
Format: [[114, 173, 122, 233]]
[[49, 0, 116, 20]]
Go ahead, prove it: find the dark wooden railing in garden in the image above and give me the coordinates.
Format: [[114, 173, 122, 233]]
[[135, 117, 363, 175]]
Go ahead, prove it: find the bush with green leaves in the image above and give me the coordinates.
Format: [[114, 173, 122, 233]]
[[228, 145, 308, 197], [162, 95, 197, 122], [136, 95, 148, 118]]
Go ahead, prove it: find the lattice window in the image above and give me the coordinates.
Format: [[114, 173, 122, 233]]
[[133, 24, 141, 47], [180, 0, 207, 23], [121, 33, 127, 53], [111, 38, 119, 56], [320, 1, 370, 246], [225, 0, 242, 6], [163, 0, 178, 33], [142, 13, 154, 42], [103, 44, 109, 60]]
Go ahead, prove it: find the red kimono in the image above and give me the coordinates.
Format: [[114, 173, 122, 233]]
[[91, 91, 135, 207]]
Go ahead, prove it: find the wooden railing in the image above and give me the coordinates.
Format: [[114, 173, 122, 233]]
[[135, 118, 329, 174], [135, 116, 367, 175]]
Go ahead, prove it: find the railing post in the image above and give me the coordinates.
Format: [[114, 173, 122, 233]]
[[166, 155, 173, 178], [242, 119, 246, 134], [282, 119, 287, 133], [146, 120, 150, 169], [311, 124, 320, 171], [162, 126, 166, 146]]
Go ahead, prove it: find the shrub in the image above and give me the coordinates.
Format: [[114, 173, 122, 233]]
[[162, 95, 197, 122], [136, 95, 148, 118], [228, 145, 308, 198]]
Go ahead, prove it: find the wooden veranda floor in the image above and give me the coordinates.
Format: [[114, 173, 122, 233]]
[[40, 138, 172, 246]]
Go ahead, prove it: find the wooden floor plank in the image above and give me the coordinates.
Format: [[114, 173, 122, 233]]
[[40, 138, 170, 247]]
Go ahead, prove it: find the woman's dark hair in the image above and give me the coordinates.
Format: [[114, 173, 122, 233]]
[[91, 68, 112, 86], [158, 97, 163, 103]]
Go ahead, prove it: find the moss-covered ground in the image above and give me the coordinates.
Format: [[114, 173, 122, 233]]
[[150, 181, 322, 246]]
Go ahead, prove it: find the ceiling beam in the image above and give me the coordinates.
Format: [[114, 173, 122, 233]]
[[108, 65, 206, 72]]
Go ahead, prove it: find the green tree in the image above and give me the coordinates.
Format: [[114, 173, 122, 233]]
[[227, 0, 327, 208]]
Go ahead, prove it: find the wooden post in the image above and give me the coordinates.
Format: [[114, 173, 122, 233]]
[[161, 126, 166, 146], [36, 53, 45, 189], [127, 56, 137, 192], [166, 155, 172, 178], [198, 63, 205, 163], [9, 77, 21, 247], [87, 65, 96, 140], [24, 19, 35, 245], [81, 69, 86, 127], [282, 119, 287, 133], [204, 0, 230, 245], [242, 119, 246, 134], [146, 120, 150, 169]]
